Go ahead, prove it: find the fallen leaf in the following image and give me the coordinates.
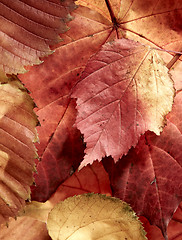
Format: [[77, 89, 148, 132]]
[[0, 161, 111, 239], [139, 216, 164, 240], [76, 0, 182, 91], [0, 73, 38, 224], [0, 216, 51, 240], [30, 100, 84, 202], [49, 160, 112, 205], [19, 161, 112, 222], [140, 202, 182, 240], [77, 0, 182, 53], [0, 0, 76, 74], [47, 194, 147, 240], [103, 91, 182, 238], [167, 204, 182, 240], [117, 0, 182, 53], [72, 39, 174, 167], [18, 4, 115, 201]]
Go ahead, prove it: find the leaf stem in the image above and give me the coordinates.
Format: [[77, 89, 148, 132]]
[[105, 0, 116, 24], [167, 50, 182, 69], [105, 0, 120, 38]]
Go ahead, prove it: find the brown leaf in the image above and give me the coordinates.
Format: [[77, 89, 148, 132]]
[[30, 100, 84, 202], [76, 0, 182, 89], [0, 73, 38, 224], [0, 216, 51, 240], [0, 0, 76, 74], [47, 194, 147, 240], [19, 161, 112, 222], [103, 91, 182, 238], [18, 4, 115, 201]]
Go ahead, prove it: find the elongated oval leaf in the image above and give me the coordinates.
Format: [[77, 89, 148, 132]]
[[103, 91, 182, 238], [0, 0, 76, 74], [72, 39, 174, 167], [47, 194, 147, 240], [0, 73, 38, 224]]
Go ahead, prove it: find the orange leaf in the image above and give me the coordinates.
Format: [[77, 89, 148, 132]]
[[18, 161, 112, 222], [0, 0, 76, 74], [0, 216, 50, 240], [18, 4, 115, 201]]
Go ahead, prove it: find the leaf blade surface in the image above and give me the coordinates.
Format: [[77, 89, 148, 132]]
[[103, 92, 182, 237], [0, 0, 76, 74], [72, 39, 174, 167], [47, 194, 147, 240], [0, 73, 38, 223]]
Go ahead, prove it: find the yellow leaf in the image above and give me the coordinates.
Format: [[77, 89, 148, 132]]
[[0, 72, 38, 224], [47, 193, 147, 240]]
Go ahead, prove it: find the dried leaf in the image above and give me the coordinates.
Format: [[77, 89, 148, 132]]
[[117, 0, 182, 53], [18, 161, 112, 222], [18, 4, 114, 201], [30, 100, 84, 202], [0, 73, 38, 224], [77, 0, 182, 53], [0, 216, 50, 240], [72, 39, 174, 167], [76, 0, 182, 90], [47, 194, 147, 240], [49, 161, 112, 205], [0, 0, 76, 74], [103, 91, 182, 238], [140, 202, 182, 240]]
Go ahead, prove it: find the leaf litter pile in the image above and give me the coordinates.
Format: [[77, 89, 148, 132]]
[[0, 0, 182, 239]]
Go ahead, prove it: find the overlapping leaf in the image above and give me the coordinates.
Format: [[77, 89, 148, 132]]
[[72, 39, 174, 167], [167, 202, 182, 240], [12, 0, 182, 238], [103, 91, 182, 238], [0, 216, 51, 240], [117, 0, 182, 52], [29, 100, 84, 202], [47, 194, 147, 240], [49, 160, 112, 205], [18, 161, 112, 222], [18, 5, 116, 201], [77, 0, 182, 52], [0, 161, 111, 239], [76, 0, 182, 95], [141, 202, 182, 240], [19, 0, 180, 172], [0, 73, 38, 224], [0, 0, 76, 74]]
